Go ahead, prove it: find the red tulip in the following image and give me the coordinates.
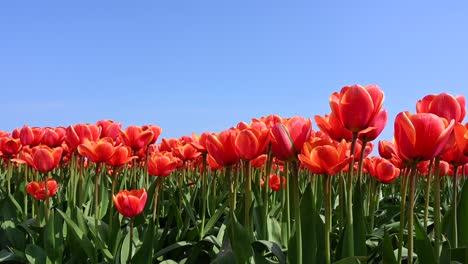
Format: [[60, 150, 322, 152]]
[[394, 111, 455, 163], [147, 151, 178, 177], [234, 127, 269, 160], [26, 178, 59, 200], [330, 84, 387, 134], [96, 120, 122, 140], [42, 127, 66, 148], [22, 145, 63, 173], [172, 142, 201, 161], [142, 125, 162, 145], [20, 126, 44, 147], [298, 139, 352, 175], [77, 137, 116, 163], [206, 129, 240, 166], [268, 173, 285, 192], [190, 132, 210, 153], [366, 157, 400, 184], [66, 124, 101, 150], [0, 136, 22, 157], [378, 140, 397, 159], [314, 112, 353, 142], [120, 126, 154, 151], [107, 145, 136, 167], [271, 116, 312, 161], [113, 188, 147, 218], [454, 123, 468, 156], [416, 93, 466, 123]]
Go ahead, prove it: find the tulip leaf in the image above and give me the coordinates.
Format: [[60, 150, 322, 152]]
[[56, 209, 94, 259], [267, 217, 282, 246], [25, 244, 47, 264], [1, 220, 26, 251], [299, 185, 319, 264], [414, 214, 436, 263], [382, 227, 397, 264], [43, 210, 56, 262], [203, 200, 228, 236], [252, 240, 286, 264], [353, 183, 367, 257], [8, 193, 23, 219], [155, 241, 195, 258], [457, 180, 468, 248], [132, 220, 154, 264], [0, 249, 17, 262], [120, 229, 130, 264], [450, 247, 468, 263], [98, 178, 109, 220], [333, 256, 362, 263], [227, 216, 253, 263]]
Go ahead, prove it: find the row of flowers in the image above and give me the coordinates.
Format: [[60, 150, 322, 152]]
[[0, 85, 467, 263]]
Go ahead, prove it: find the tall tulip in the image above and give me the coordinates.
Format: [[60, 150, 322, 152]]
[[416, 93, 466, 123], [21, 145, 63, 173], [270, 116, 311, 161], [206, 129, 239, 166], [77, 137, 116, 164], [120, 125, 154, 151]]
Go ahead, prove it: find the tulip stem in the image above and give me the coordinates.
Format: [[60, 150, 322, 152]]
[[423, 160, 433, 231], [263, 144, 273, 239], [244, 160, 252, 240], [433, 157, 441, 262], [200, 154, 207, 239], [324, 174, 331, 264], [452, 165, 459, 248], [344, 132, 358, 257], [45, 173, 50, 222], [129, 218, 134, 264], [291, 161, 302, 264], [226, 166, 234, 217], [397, 167, 409, 264], [407, 163, 418, 264], [94, 163, 100, 229], [152, 177, 163, 222]]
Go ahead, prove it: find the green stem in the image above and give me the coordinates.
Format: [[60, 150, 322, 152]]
[[291, 161, 302, 264], [433, 157, 441, 262], [152, 177, 163, 222], [7, 160, 12, 194], [263, 144, 273, 239], [24, 165, 29, 220], [244, 160, 252, 240], [344, 132, 358, 257], [339, 172, 345, 232], [324, 174, 331, 264], [45, 172, 50, 222], [226, 166, 234, 218], [129, 219, 134, 264], [200, 153, 208, 239], [407, 163, 418, 264], [94, 163, 100, 229], [452, 165, 459, 248], [397, 167, 410, 264], [424, 159, 433, 231], [285, 162, 291, 240]]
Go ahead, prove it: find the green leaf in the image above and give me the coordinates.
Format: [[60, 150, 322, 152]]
[[8, 193, 24, 219], [132, 220, 154, 264], [1, 220, 26, 250], [333, 256, 362, 264], [228, 217, 253, 264], [25, 244, 47, 264], [382, 227, 397, 264], [457, 180, 468, 247], [252, 240, 286, 264], [353, 183, 367, 257], [300, 185, 318, 264], [414, 214, 436, 263], [56, 209, 94, 259], [120, 230, 130, 264], [204, 200, 228, 236], [43, 210, 56, 262], [155, 241, 195, 258], [98, 177, 109, 220], [0, 249, 16, 262], [267, 217, 283, 247]]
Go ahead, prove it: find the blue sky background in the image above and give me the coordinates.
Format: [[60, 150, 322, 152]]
[[1, 1, 467, 143]]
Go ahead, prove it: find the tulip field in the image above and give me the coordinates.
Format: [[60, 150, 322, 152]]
[[1, 85, 468, 264]]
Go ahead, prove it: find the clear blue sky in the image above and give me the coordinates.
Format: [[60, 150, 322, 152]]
[[1, 1, 467, 143]]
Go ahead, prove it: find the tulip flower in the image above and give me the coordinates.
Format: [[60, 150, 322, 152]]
[[270, 116, 312, 161], [315, 112, 353, 142], [394, 111, 455, 163], [206, 129, 240, 166], [147, 151, 179, 177], [173, 142, 201, 161], [366, 157, 400, 184], [106, 145, 136, 167], [77, 137, 116, 164], [0, 136, 22, 158], [26, 178, 59, 200], [120, 125, 154, 151], [96, 120, 122, 140], [142, 125, 162, 145], [66, 123, 101, 150], [330, 84, 387, 134], [454, 123, 468, 156], [113, 188, 147, 218], [41, 127, 66, 148], [416, 93, 466, 123], [19, 125, 44, 147], [21, 145, 63, 173], [299, 139, 352, 175], [234, 127, 269, 160]]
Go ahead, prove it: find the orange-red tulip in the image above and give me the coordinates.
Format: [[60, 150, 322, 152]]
[[0, 136, 22, 157], [113, 188, 147, 218], [299, 139, 352, 175], [270, 116, 311, 161], [66, 123, 101, 150], [120, 125, 154, 151], [147, 151, 178, 177], [20, 125, 44, 147], [206, 129, 240, 166], [96, 120, 122, 141], [378, 140, 397, 159], [42, 127, 66, 148], [454, 123, 468, 156], [416, 93, 466, 123], [22, 145, 63, 173], [107, 145, 136, 167], [142, 125, 162, 145], [26, 178, 59, 200], [330, 84, 387, 134], [315, 112, 353, 142], [366, 157, 400, 184], [394, 111, 455, 163], [77, 137, 116, 163]]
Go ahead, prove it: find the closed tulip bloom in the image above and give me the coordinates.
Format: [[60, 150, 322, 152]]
[[366, 157, 400, 184], [78, 137, 116, 163], [454, 123, 468, 156], [206, 129, 240, 166], [22, 145, 63, 173], [42, 127, 66, 148], [268, 174, 285, 192], [234, 128, 269, 160], [378, 140, 397, 159], [271, 116, 312, 161], [298, 139, 352, 175], [394, 111, 455, 163], [416, 93, 466, 123], [113, 188, 147, 218], [26, 178, 59, 200], [330, 84, 387, 133], [20, 126, 44, 147], [96, 120, 122, 140], [66, 123, 101, 150], [147, 151, 178, 177], [142, 125, 162, 145]]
